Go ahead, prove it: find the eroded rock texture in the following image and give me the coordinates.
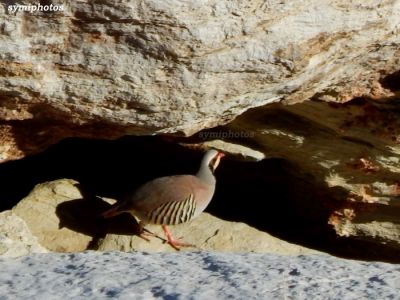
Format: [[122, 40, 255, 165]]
[[191, 98, 400, 252], [1, 1, 400, 257], [0, 210, 48, 257], [1, 1, 400, 161]]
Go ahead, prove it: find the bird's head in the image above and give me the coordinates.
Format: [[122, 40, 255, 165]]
[[204, 149, 225, 173]]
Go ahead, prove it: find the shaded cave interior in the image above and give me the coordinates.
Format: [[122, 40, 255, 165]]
[[1, 134, 399, 262]]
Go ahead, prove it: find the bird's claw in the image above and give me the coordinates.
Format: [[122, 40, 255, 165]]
[[139, 233, 151, 242], [138, 227, 159, 242], [163, 239, 195, 251], [161, 225, 195, 250]]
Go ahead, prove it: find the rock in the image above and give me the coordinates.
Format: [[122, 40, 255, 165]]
[[12, 179, 319, 255], [1, 1, 400, 161], [0, 210, 48, 257], [98, 212, 320, 254], [12, 179, 100, 252], [192, 98, 400, 251], [2, 252, 400, 299], [182, 139, 265, 161]]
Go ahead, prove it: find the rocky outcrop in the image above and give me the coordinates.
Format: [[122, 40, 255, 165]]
[[12, 179, 95, 252], [184, 98, 400, 252], [97, 212, 319, 254], [0, 210, 48, 257], [1, 0, 400, 258], [11, 179, 320, 254], [1, 1, 400, 161]]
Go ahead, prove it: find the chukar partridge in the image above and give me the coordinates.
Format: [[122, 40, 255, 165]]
[[101, 149, 224, 250]]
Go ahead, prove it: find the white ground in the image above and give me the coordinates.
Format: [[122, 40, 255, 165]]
[[0, 252, 399, 299]]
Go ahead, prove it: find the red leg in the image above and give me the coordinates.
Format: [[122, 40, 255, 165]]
[[161, 225, 194, 250]]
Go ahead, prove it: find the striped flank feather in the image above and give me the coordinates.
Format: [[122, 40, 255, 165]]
[[147, 194, 197, 225]]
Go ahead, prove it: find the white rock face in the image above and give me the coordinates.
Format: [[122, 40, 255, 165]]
[[0, 252, 399, 299], [0, 210, 48, 257], [0, 1, 399, 160]]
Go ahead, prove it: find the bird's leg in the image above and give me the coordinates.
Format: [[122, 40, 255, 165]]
[[137, 221, 156, 242], [161, 225, 194, 251]]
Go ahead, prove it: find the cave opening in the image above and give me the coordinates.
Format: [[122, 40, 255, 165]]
[[0, 135, 398, 262]]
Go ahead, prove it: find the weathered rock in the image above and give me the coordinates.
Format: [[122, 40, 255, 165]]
[[12, 179, 320, 254], [97, 212, 320, 254], [188, 98, 400, 251], [182, 139, 265, 161], [0, 1, 400, 161], [0, 210, 48, 257], [12, 179, 95, 252]]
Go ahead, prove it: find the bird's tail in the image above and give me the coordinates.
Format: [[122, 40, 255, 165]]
[[100, 203, 123, 218]]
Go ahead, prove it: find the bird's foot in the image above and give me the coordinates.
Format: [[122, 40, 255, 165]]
[[136, 222, 158, 242], [161, 225, 194, 251], [142, 228, 156, 236], [138, 229, 155, 242], [164, 238, 194, 251]]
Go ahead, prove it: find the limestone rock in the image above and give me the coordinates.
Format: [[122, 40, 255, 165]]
[[11, 179, 319, 254], [12, 179, 96, 252], [1, 1, 400, 161], [0, 210, 48, 257], [197, 98, 400, 250], [98, 212, 320, 254], [182, 139, 265, 161]]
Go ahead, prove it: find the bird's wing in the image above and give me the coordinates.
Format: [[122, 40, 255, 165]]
[[129, 175, 208, 212]]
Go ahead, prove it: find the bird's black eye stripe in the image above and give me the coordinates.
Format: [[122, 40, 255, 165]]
[[208, 157, 217, 171]]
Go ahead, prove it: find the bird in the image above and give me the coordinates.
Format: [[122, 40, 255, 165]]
[[101, 149, 225, 250]]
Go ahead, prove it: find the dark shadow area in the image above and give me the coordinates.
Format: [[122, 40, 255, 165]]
[[1, 136, 400, 262], [55, 196, 143, 250], [0, 136, 202, 211], [380, 70, 400, 92], [54, 183, 144, 249]]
